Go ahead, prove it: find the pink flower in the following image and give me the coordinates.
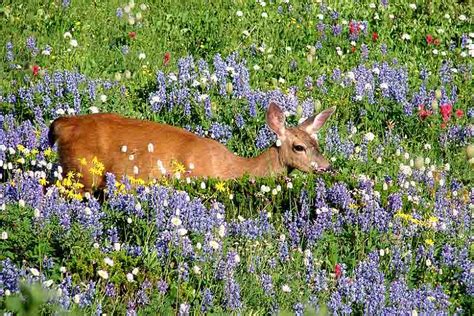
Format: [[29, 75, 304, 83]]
[[440, 104, 452, 122]]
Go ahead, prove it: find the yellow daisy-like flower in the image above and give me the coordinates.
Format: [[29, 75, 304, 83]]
[[171, 160, 186, 174], [16, 144, 26, 153], [44, 148, 53, 158], [215, 181, 226, 193], [425, 239, 434, 246], [39, 178, 48, 186]]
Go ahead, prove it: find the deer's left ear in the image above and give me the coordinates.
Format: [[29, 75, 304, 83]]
[[299, 106, 336, 135]]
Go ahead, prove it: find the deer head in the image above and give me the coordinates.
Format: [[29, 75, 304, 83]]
[[266, 101, 336, 173]]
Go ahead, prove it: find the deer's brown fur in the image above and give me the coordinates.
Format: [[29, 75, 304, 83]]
[[48, 102, 335, 190]]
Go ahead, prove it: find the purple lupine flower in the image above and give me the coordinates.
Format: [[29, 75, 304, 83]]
[[301, 98, 314, 118], [304, 76, 313, 90], [332, 24, 342, 36], [294, 303, 304, 316], [26, 36, 38, 56], [361, 44, 369, 60], [260, 274, 274, 296], [235, 114, 245, 129], [6, 42, 14, 63], [116, 7, 123, 18], [201, 288, 214, 312], [213, 54, 227, 95], [157, 280, 168, 294], [255, 125, 276, 150], [224, 277, 242, 311]]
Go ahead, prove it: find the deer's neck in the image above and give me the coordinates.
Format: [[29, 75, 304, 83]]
[[239, 146, 286, 178]]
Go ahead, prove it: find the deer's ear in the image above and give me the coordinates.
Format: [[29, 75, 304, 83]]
[[299, 106, 336, 135], [266, 101, 286, 139]]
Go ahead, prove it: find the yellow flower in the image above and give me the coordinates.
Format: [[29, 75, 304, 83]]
[[78, 157, 87, 166], [215, 181, 226, 193], [427, 216, 439, 224], [39, 178, 48, 186], [66, 171, 75, 179], [89, 156, 105, 176], [425, 239, 434, 246], [171, 160, 186, 174], [44, 148, 53, 157], [17, 144, 26, 153]]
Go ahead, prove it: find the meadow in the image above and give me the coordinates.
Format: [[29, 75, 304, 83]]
[[0, 0, 473, 314]]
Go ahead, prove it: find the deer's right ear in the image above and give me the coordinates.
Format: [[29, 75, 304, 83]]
[[266, 101, 286, 139]]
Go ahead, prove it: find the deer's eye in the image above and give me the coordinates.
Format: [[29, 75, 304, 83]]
[[293, 145, 306, 152]]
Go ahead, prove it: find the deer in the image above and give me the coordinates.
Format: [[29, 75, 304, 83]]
[[48, 101, 336, 191]]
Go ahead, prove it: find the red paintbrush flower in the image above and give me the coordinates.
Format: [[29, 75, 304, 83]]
[[426, 34, 433, 45], [163, 51, 171, 66], [32, 65, 40, 76], [455, 109, 463, 118], [335, 264, 342, 279], [128, 31, 136, 39], [440, 104, 452, 122], [372, 32, 379, 42]]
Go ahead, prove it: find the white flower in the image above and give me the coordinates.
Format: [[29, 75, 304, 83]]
[[70, 39, 78, 47], [444, 14, 450, 19], [84, 207, 92, 216], [200, 182, 206, 189], [138, 52, 146, 60], [63, 31, 72, 39], [121, 145, 128, 153], [1, 231, 8, 240], [253, 64, 261, 71], [432, 49, 439, 55], [402, 33, 411, 40], [100, 94, 107, 103], [113, 242, 121, 251], [74, 294, 81, 304], [90, 106, 99, 113], [218, 224, 226, 238], [44, 280, 54, 287], [171, 217, 182, 226], [127, 217, 132, 224], [209, 240, 219, 250], [30, 268, 40, 277], [409, 3, 417, 9], [126, 273, 134, 282], [18, 199, 25, 208], [140, 3, 147, 10], [282, 284, 291, 292], [364, 132, 375, 142], [369, 3, 376, 8], [317, 14, 324, 20], [389, 14, 395, 19], [193, 265, 201, 275], [379, 249, 385, 256], [426, 259, 432, 267], [276, 139, 282, 147], [236, 10, 243, 17], [132, 267, 139, 275], [411, 310, 418, 316], [458, 14, 466, 21], [60, 266, 67, 273], [177, 228, 188, 236], [104, 257, 114, 266], [261, 12, 268, 18]]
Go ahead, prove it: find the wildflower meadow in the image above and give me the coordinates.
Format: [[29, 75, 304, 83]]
[[0, 0, 473, 315]]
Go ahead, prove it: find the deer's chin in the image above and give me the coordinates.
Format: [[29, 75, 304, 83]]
[[312, 166, 332, 174]]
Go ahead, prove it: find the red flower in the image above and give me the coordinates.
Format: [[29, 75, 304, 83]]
[[440, 104, 452, 122], [455, 109, 463, 118], [418, 104, 432, 120], [433, 38, 440, 46], [334, 264, 342, 279], [128, 31, 136, 39], [426, 34, 433, 45], [32, 65, 40, 76], [163, 51, 171, 66], [441, 122, 447, 129], [372, 32, 379, 42], [351, 46, 357, 53]]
